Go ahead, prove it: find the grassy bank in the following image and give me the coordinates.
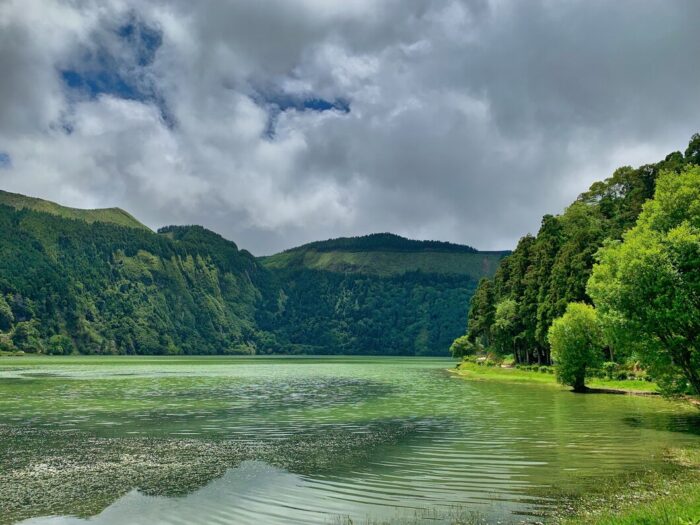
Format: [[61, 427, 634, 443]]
[[453, 361, 700, 524], [556, 448, 700, 525], [453, 362, 659, 393]]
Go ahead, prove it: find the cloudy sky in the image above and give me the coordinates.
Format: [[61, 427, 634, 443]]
[[1, 0, 699, 254]]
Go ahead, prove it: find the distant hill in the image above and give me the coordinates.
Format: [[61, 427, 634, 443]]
[[0, 192, 502, 357], [261, 233, 508, 279], [257, 235, 509, 355], [280, 233, 480, 253], [0, 190, 149, 231], [0, 203, 269, 356]]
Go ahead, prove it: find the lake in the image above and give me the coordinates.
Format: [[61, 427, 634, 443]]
[[1, 356, 699, 524]]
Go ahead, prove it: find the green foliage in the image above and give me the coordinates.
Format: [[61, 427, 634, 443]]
[[262, 269, 477, 355], [462, 136, 697, 365], [48, 334, 75, 355], [0, 294, 13, 331], [259, 233, 506, 356], [493, 298, 517, 355], [450, 335, 478, 358], [0, 190, 148, 230], [0, 332, 15, 353], [261, 236, 507, 278], [588, 166, 700, 396], [466, 278, 494, 346], [602, 361, 618, 380], [12, 321, 44, 353], [270, 232, 482, 254], [0, 199, 490, 356], [0, 204, 268, 356], [547, 303, 604, 392]]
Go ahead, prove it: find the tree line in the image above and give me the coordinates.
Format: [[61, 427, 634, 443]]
[[454, 135, 700, 396], [0, 208, 479, 356]]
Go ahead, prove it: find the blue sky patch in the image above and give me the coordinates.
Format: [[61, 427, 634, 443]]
[[0, 152, 11, 169], [117, 19, 162, 67], [59, 16, 172, 125], [255, 93, 351, 138]]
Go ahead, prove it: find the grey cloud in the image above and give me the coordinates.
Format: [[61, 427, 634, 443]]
[[0, 0, 699, 255]]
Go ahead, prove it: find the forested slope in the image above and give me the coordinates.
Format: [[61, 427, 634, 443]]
[[0, 208, 271, 355], [0, 190, 149, 231], [260, 234, 507, 355], [0, 206, 502, 355], [462, 134, 700, 366]]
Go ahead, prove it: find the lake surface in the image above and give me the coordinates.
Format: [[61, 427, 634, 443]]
[[1, 356, 699, 524]]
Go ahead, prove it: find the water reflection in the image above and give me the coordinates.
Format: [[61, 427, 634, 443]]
[[1, 357, 699, 524], [17, 460, 526, 525]]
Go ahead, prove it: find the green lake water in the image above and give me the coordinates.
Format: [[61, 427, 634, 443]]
[[1, 356, 699, 524]]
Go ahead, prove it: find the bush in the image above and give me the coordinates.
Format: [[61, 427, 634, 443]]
[[0, 332, 16, 353], [48, 334, 75, 355], [450, 335, 478, 359], [602, 361, 618, 380], [12, 321, 44, 353]]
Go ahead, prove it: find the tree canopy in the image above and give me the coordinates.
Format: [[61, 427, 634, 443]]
[[588, 166, 700, 396], [456, 136, 697, 366], [547, 302, 604, 392]]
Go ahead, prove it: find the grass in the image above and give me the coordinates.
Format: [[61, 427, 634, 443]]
[[261, 248, 504, 278], [454, 362, 659, 393], [0, 189, 149, 230], [557, 448, 700, 525], [566, 483, 700, 525]]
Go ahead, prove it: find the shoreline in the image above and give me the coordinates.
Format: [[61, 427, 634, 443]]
[[452, 361, 700, 524], [450, 362, 700, 407], [449, 362, 658, 394]]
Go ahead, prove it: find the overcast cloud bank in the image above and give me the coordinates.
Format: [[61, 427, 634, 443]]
[[1, 0, 699, 254]]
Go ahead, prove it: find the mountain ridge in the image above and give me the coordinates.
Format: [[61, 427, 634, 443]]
[[0, 192, 495, 356], [0, 190, 149, 231], [261, 233, 508, 278]]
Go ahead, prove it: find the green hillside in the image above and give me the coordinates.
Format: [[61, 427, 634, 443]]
[[257, 235, 508, 356], [0, 205, 272, 356], [0, 190, 149, 231], [261, 233, 507, 278], [0, 201, 497, 356]]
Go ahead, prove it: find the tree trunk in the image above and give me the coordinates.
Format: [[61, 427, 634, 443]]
[[676, 345, 700, 397], [683, 362, 700, 397], [572, 370, 588, 393]]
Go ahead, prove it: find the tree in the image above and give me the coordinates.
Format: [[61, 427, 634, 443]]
[[0, 295, 13, 331], [493, 298, 518, 357], [48, 334, 75, 355], [450, 335, 478, 358], [685, 132, 700, 165], [466, 279, 495, 346], [0, 332, 15, 353], [12, 321, 44, 353], [547, 302, 604, 392], [588, 167, 700, 396]]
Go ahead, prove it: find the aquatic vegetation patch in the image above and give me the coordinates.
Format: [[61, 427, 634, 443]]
[[0, 419, 424, 524]]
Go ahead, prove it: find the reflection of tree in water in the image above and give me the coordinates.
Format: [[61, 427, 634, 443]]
[[622, 413, 700, 436]]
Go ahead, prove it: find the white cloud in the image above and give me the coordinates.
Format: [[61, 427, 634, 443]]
[[0, 0, 699, 254]]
